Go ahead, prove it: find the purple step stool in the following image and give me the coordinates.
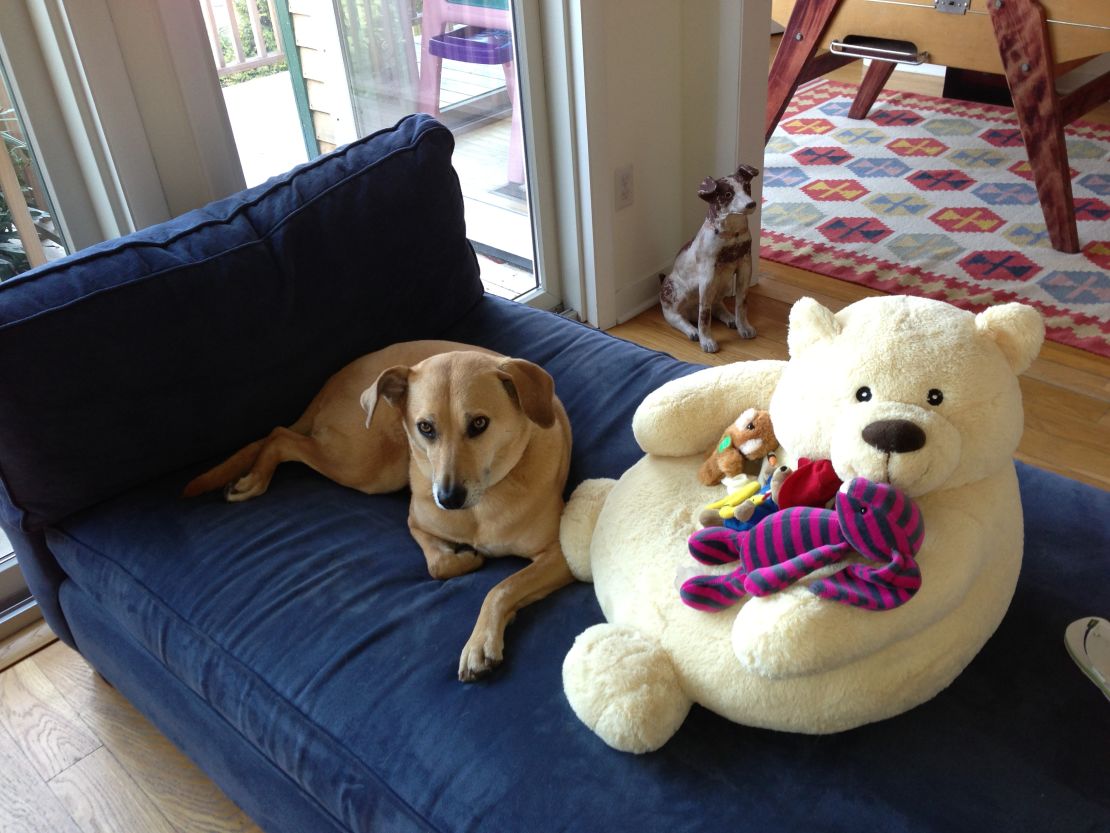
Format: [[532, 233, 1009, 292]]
[[429, 26, 513, 65]]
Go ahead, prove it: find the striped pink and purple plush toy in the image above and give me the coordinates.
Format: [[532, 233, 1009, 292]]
[[681, 478, 924, 612]]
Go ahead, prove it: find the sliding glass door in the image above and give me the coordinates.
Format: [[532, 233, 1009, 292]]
[[339, 0, 556, 303]]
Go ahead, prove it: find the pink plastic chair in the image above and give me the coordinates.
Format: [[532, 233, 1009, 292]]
[[417, 0, 525, 185]]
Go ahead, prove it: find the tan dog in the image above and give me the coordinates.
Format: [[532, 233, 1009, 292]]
[[184, 340, 574, 682]]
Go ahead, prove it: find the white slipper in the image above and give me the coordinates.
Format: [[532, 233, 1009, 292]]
[[1065, 617, 1110, 702]]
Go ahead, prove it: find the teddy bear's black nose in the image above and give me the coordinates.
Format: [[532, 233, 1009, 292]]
[[862, 420, 926, 454]]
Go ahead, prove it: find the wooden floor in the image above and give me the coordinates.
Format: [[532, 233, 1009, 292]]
[[613, 55, 1110, 493], [1, 49, 1107, 833], [0, 639, 262, 833]]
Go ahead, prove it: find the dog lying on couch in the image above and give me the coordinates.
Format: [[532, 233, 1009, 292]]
[[185, 341, 574, 681]]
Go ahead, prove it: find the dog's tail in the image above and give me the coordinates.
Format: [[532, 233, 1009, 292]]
[[181, 439, 267, 497]]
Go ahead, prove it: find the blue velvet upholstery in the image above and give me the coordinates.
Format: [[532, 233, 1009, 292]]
[[0, 114, 480, 531], [0, 113, 1107, 833]]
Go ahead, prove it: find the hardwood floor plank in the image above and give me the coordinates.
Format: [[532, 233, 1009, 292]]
[[0, 657, 101, 781], [35, 643, 263, 833], [0, 722, 83, 833], [1024, 352, 1110, 403], [1017, 426, 1110, 490], [0, 618, 57, 674], [49, 747, 179, 833]]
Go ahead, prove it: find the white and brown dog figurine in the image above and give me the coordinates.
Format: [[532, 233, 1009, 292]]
[[660, 164, 759, 352], [184, 340, 574, 682]]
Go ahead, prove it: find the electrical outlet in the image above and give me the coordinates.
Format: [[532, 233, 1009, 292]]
[[615, 164, 634, 210]]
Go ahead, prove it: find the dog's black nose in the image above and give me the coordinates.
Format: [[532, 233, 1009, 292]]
[[862, 420, 926, 454], [435, 484, 468, 510]]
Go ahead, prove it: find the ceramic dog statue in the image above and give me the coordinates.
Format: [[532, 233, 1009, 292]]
[[660, 165, 759, 352]]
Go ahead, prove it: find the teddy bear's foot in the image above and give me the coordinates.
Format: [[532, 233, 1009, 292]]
[[560, 478, 616, 582], [563, 624, 691, 753]]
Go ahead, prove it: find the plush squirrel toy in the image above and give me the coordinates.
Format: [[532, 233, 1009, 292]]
[[697, 408, 778, 491]]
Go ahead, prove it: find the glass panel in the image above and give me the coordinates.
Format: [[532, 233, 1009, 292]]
[[202, 0, 310, 187], [335, 0, 538, 299], [0, 60, 68, 281]]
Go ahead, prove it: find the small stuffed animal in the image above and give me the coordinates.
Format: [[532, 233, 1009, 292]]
[[699, 463, 792, 529], [681, 478, 924, 612], [698, 408, 778, 490]]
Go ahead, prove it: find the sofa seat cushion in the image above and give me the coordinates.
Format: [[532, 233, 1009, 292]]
[[45, 457, 1110, 833], [50, 468, 601, 832]]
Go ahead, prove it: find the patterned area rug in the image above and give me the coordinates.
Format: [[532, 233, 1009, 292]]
[[760, 79, 1110, 358]]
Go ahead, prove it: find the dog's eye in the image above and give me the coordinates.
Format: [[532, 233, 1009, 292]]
[[467, 416, 489, 438], [746, 422, 755, 431], [927, 389, 944, 406], [416, 420, 436, 439], [855, 386, 872, 402]]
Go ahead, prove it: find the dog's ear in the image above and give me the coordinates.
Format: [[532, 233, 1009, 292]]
[[697, 177, 720, 201], [360, 365, 410, 428], [497, 359, 556, 428], [735, 164, 759, 184]]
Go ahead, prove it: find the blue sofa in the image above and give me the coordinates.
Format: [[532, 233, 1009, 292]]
[[1, 115, 1107, 833]]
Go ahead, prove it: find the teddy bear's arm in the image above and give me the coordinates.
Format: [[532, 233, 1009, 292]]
[[731, 497, 994, 679], [632, 360, 785, 457]]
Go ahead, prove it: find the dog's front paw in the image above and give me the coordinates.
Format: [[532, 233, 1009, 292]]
[[699, 336, 719, 353], [428, 548, 485, 580], [223, 474, 266, 502], [736, 321, 757, 340], [458, 630, 504, 682]]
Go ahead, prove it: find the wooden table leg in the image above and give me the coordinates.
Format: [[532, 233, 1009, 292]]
[[849, 60, 896, 119], [766, 0, 844, 142], [989, 0, 1079, 253]]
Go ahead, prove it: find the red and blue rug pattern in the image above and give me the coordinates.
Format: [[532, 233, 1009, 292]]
[[760, 79, 1110, 358]]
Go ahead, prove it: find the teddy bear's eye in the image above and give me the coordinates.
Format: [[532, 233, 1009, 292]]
[[855, 386, 872, 402], [858, 506, 869, 515], [746, 422, 755, 430], [927, 389, 944, 406]]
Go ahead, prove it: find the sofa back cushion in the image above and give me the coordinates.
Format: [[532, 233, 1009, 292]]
[[0, 115, 481, 530]]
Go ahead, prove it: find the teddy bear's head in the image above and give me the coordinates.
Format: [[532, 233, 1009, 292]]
[[769, 296, 1043, 497]]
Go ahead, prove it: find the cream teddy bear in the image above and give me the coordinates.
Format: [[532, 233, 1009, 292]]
[[559, 294, 1043, 753]]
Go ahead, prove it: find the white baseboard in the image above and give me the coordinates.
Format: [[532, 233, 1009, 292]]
[[615, 265, 670, 324]]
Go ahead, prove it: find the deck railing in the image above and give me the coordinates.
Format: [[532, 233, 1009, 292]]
[[199, 0, 286, 77]]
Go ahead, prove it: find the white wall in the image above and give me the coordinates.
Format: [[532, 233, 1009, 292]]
[[573, 0, 770, 328], [601, 0, 685, 325]]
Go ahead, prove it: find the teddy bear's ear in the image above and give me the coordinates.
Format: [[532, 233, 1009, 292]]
[[974, 303, 1045, 375], [787, 297, 842, 358]]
